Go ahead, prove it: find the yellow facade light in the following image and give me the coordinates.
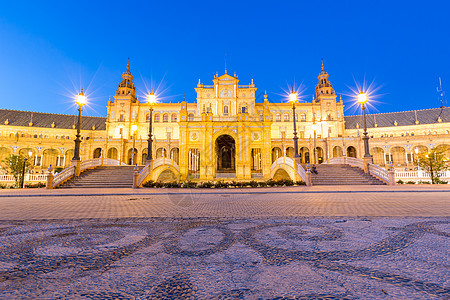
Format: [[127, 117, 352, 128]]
[[131, 124, 138, 132], [357, 90, 367, 104], [148, 88, 156, 105], [289, 88, 297, 103], [76, 89, 86, 106]]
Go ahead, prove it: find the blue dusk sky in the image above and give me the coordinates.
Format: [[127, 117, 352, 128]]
[[0, 1, 449, 117]]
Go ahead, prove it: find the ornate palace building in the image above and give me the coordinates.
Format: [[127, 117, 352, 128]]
[[1, 63, 449, 181]]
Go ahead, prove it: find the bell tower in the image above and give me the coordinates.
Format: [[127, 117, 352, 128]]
[[115, 60, 137, 102], [315, 61, 335, 99]]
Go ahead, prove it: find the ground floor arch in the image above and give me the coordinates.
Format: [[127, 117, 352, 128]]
[[391, 146, 406, 166], [272, 147, 282, 163], [107, 148, 118, 160], [156, 147, 167, 158], [93, 147, 102, 158], [273, 168, 291, 181], [347, 146, 357, 158], [332, 146, 343, 158], [299, 147, 309, 164], [371, 147, 385, 165], [286, 147, 295, 158], [170, 147, 179, 164], [127, 148, 138, 165], [216, 135, 235, 172]]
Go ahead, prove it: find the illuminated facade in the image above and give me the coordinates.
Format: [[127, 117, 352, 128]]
[[1, 63, 449, 181]]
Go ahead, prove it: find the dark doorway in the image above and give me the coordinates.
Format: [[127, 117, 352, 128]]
[[216, 135, 235, 172]]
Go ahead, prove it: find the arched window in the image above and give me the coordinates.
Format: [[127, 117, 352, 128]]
[[223, 105, 229, 115], [163, 113, 169, 122], [188, 113, 194, 121], [300, 113, 306, 122], [283, 114, 289, 122], [171, 113, 177, 122], [276, 113, 281, 122], [146, 113, 150, 121], [154, 114, 160, 122]]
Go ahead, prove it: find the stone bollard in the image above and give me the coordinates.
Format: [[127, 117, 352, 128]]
[[388, 162, 395, 186], [46, 165, 54, 189], [306, 163, 312, 186], [133, 164, 139, 189]]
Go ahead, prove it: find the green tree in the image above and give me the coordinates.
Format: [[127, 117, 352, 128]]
[[418, 146, 449, 184], [2, 154, 33, 187]]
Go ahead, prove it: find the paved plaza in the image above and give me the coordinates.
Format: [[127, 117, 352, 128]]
[[0, 186, 449, 299]]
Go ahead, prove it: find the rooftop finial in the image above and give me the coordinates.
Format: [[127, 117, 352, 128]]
[[183, 93, 186, 101], [127, 57, 130, 71], [321, 58, 324, 71], [264, 90, 268, 101]]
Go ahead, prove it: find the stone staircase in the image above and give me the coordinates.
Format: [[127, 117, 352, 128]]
[[311, 164, 386, 185], [60, 166, 143, 188]]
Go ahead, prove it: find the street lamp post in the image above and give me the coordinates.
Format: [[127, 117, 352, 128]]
[[72, 90, 86, 161], [289, 88, 300, 159], [311, 122, 318, 165], [20, 151, 32, 188], [414, 147, 420, 171], [357, 90, 373, 172], [146, 88, 156, 164], [131, 124, 137, 165]]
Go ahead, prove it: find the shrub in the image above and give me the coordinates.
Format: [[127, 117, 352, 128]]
[[214, 181, 229, 188], [396, 180, 404, 184], [266, 179, 277, 187], [143, 180, 155, 188], [418, 180, 431, 184], [258, 181, 267, 187], [182, 181, 197, 188], [198, 181, 214, 188], [24, 182, 45, 188], [165, 181, 181, 188], [406, 181, 416, 184], [54, 167, 64, 173], [248, 180, 259, 188], [295, 180, 306, 186], [154, 181, 164, 188]]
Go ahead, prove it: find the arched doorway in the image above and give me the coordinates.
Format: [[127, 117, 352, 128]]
[[371, 147, 385, 166], [299, 147, 309, 164], [127, 148, 138, 165], [347, 146, 357, 158], [333, 146, 343, 158], [316, 147, 324, 164], [107, 148, 118, 160], [391, 146, 406, 166], [141, 148, 148, 164], [170, 148, 179, 164], [156, 148, 167, 158], [216, 135, 235, 172], [286, 147, 295, 158], [272, 147, 282, 163], [93, 148, 102, 158]]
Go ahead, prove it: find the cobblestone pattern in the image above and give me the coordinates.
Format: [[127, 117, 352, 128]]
[[0, 217, 448, 299]]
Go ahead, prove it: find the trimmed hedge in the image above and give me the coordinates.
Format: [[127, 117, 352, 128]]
[[142, 179, 305, 188]]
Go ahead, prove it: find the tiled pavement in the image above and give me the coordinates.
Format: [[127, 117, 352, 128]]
[[0, 187, 448, 299]]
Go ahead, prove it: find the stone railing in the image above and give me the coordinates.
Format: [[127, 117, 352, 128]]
[[395, 170, 450, 182], [0, 174, 47, 183], [52, 166, 75, 187], [137, 157, 180, 187], [49, 158, 126, 188], [137, 164, 151, 187], [326, 156, 393, 185], [271, 156, 295, 173], [296, 162, 307, 182], [369, 164, 390, 183]]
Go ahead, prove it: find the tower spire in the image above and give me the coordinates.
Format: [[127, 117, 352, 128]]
[[321, 58, 324, 71], [127, 57, 130, 72], [224, 54, 227, 74]]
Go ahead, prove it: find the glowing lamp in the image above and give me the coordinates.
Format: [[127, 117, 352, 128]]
[[28, 150, 33, 157], [414, 148, 419, 154], [357, 90, 367, 104], [311, 123, 318, 131], [289, 89, 297, 103], [131, 124, 138, 132], [148, 88, 156, 105], [76, 89, 86, 106]]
